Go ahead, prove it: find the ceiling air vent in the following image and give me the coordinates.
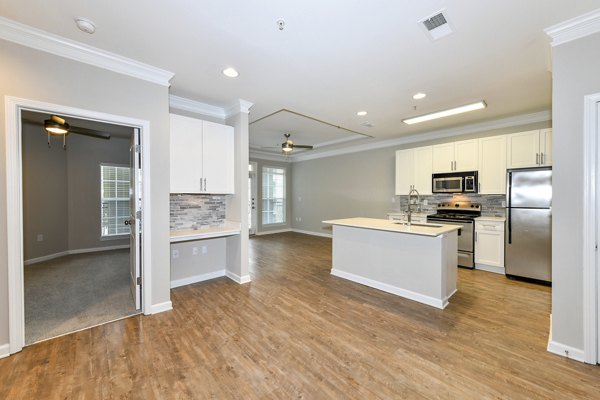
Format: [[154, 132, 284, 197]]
[[419, 10, 453, 40]]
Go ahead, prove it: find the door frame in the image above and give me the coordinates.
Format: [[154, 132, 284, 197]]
[[249, 162, 257, 235], [5, 96, 153, 354], [582, 92, 600, 364]]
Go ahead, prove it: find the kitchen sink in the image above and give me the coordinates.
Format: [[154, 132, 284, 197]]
[[393, 222, 444, 228]]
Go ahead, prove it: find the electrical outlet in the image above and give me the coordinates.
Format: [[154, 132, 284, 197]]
[[172, 249, 179, 259], [192, 247, 199, 256], [36, 234, 43, 242], [423, 199, 428, 206], [298, 217, 301, 222], [391, 197, 396, 203], [501, 201, 506, 207], [298, 196, 302, 202], [202, 245, 207, 254]]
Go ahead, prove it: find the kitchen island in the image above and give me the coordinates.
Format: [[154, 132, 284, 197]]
[[322, 217, 460, 309]]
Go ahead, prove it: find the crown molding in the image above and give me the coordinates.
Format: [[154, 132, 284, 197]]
[[169, 96, 254, 120], [249, 149, 290, 162], [169, 95, 226, 119], [545, 8, 600, 47], [291, 110, 551, 162], [0, 17, 174, 86], [226, 99, 254, 117]]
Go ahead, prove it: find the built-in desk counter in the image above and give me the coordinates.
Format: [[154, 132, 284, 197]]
[[170, 222, 241, 243]]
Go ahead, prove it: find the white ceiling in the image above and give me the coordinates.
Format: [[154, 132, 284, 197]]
[[2, 1, 600, 154]]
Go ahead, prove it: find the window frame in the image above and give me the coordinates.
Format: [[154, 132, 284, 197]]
[[261, 165, 287, 226], [100, 163, 131, 240]]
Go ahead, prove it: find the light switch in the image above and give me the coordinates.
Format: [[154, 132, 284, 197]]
[[172, 249, 179, 259]]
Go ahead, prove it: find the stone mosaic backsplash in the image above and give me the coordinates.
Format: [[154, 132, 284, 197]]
[[396, 194, 507, 217], [170, 194, 226, 230]]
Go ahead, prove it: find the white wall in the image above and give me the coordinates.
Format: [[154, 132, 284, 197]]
[[550, 31, 600, 352], [0, 39, 171, 346]]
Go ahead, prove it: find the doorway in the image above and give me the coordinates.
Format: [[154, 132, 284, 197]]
[[20, 110, 142, 344], [6, 97, 152, 355], [249, 162, 257, 235]]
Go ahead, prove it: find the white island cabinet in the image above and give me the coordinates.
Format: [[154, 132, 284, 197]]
[[323, 218, 459, 309]]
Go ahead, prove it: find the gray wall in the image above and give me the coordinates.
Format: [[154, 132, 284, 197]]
[[291, 121, 550, 235], [0, 39, 171, 346], [67, 134, 131, 252], [250, 158, 293, 233], [551, 32, 600, 351], [22, 121, 69, 260], [22, 120, 131, 261]]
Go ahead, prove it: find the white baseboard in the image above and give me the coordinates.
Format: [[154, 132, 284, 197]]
[[291, 229, 332, 238], [0, 343, 9, 359], [475, 264, 505, 275], [331, 268, 450, 309], [256, 228, 292, 236], [150, 301, 173, 314], [170, 269, 226, 289], [225, 270, 252, 284], [24, 244, 130, 266], [547, 340, 585, 362]]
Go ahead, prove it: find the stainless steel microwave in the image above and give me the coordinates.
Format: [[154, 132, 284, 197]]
[[432, 171, 478, 193]]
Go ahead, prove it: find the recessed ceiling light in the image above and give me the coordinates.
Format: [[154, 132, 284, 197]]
[[75, 17, 96, 34], [413, 93, 427, 100], [222, 68, 239, 78], [356, 111, 368, 116], [402, 101, 487, 125]]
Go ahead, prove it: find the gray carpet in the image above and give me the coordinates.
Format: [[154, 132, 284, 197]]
[[24, 249, 139, 345]]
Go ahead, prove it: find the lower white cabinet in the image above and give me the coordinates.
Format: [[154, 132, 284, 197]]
[[475, 219, 505, 274]]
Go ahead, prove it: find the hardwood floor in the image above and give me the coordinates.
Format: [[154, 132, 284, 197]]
[[1, 232, 599, 399]]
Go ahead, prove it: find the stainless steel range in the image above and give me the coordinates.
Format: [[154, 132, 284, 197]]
[[427, 202, 481, 269]]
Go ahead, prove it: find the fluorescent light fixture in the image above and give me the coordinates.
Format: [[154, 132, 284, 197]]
[[402, 101, 486, 125], [222, 67, 239, 78], [413, 92, 426, 100], [356, 111, 368, 116]]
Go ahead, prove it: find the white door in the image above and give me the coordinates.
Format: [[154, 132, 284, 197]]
[[129, 129, 141, 310], [395, 149, 414, 195], [432, 142, 455, 173], [454, 139, 479, 172], [249, 163, 257, 235], [507, 130, 540, 168], [478, 135, 507, 194], [413, 146, 433, 195]]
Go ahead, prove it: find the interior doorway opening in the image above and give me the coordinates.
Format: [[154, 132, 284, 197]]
[[20, 110, 142, 345], [5, 97, 152, 355]]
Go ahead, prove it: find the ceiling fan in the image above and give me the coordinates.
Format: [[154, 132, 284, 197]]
[[266, 133, 314, 154], [24, 114, 111, 150]]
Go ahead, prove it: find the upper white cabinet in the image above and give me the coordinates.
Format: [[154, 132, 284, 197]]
[[506, 129, 552, 169], [432, 139, 478, 173], [395, 146, 433, 195], [478, 135, 507, 194], [170, 114, 235, 194]]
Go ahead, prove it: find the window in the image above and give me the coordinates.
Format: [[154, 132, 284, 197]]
[[262, 166, 286, 225], [101, 164, 130, 238]]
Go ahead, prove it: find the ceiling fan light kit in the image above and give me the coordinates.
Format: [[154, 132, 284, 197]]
[[44, 115, 69, 135]]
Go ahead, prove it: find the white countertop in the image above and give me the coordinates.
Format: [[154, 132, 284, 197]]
[[476, 216, 506, 222], [170, 221, 241, 243], [323, 217, 460, 237]]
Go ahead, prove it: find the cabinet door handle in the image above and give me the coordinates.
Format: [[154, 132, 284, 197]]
[[536, 153, 539, 165], [204, 178, 207, 192], [478, 182, 481, 193], [541, 152, 545, 165], [200, 178, 203, 191]]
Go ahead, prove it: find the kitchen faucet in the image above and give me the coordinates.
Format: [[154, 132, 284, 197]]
[[407, 185, 420, 226]]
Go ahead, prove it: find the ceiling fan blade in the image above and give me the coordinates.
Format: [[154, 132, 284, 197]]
[[293, 144, 313, 149], [70, 127, 111, 140]]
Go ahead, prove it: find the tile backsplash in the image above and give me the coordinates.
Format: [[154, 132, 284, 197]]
[[170, 194, 226, 230], [395, 194, 506, 217]]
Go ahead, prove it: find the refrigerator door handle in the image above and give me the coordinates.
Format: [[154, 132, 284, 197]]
[[507, 171, 512, 244]]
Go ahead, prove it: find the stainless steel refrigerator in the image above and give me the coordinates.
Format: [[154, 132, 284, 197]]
[[505, 167, 552, 283]]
